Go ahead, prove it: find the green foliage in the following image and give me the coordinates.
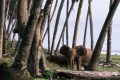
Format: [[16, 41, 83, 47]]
[[40, 70, 54, 79], [0, 58, 13, 66], [34, 70, 56, 80], [7, 40, 17, 54], [97, 66, 120, 72], [100, 54, 120, 64], [1, 52, 120, 80]]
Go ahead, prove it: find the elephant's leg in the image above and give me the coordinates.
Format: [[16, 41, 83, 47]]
[[77, 57, 82, 70], [68, 58, 70, 69], [67, 57, 71, 69], [71, 57, 74, 69], [69, 57, 74, 69], [83, 65, 88, 70]]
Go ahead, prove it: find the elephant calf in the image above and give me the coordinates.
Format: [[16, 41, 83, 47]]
[[60, 45, 92, 70]]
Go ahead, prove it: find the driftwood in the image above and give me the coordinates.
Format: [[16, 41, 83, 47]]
[[56, 69, 120, 80]]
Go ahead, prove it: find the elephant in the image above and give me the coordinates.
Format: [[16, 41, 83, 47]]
[[60, 45, 92, 70]]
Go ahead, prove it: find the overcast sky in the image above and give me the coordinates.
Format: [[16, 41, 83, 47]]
[[42, 0, 120, 52]]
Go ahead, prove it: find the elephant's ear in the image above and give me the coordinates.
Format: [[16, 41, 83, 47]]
[[76, 45, 87, 56], [60, 45, 70, 56]]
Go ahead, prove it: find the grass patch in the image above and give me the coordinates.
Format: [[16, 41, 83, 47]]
[[0, 58, 13, 66], [0, 53, 120, 80]]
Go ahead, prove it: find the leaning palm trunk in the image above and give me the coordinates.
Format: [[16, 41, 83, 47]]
[[7, 0, 18, 35], [0, 0, 6, 58], [50, 0, 58, 21], [88, 0, 120, 71], [50, 0, 65, 56], [40, 0, 54, 40], [83, 8, 89, 47], [42, 0, 58, 42], [72, 0, 83, 48], [48, 13, 51, 55], [89, 0, 94, 50], [54, 2, 76, 55], [106, 0, 114, 64], [66, 0, 69, 46]]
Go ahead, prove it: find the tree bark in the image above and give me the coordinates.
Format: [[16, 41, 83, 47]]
[[16, 0, 28, 36], [88, 0, 120, 71], [72, 0, 83, 48], [12, 0, 43, 70], [0, 0, 6, 58], [54, 2, 75, 55], [40, 0, 54, 40], [56, 70, 120, 79], [66, 0, 69, 46], [50, 0, 58, 21], [48, 13, 51, 55], [28, 11, 47, 76], [42, 0, 58, 42], [89, 0, 94, 50], [83, 4, 89, 47], [106, 0, 114, 64], [50, 0, 65, 56]]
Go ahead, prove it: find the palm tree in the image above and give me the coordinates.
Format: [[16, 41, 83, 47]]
[[83, 1, 90, 47], [89, 0, 94, 50], [66, 0, 69, 46], [0, 0, 6, 58], [12, 0, 42, 71], [42, 0, 58, 42], [72, 0, 83, 48], [48, 12, 51, 57], [83, 0, 94, 50], [88, 0, 120, 71], [106, 0, 114, 64], [54, 1, 77, 55], [50, 0, 65, 56]]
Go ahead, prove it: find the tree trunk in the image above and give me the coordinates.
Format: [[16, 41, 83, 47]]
[[106, 0, 114, 64], [50, 0, 58, 21], [62, 33, 64, 45], [56, 70, 120, 79], [89, 0, 94, 50], [10, 33, 16, 48], [12, 0, 43, 71], [72, 0, 83, 48], [7, 0, 17, 35], [3, 27, 7, 54], [28, 19, 43, 76], [83, 5, 89, 47], [88, 0, 120, 71], [40, 0, 54, 41], [0, 0, 5, 58], [28, 10, 47, 76], [42, 0, 58, 42], [48, 13, 51, 55], [16, 0, 28, 36], [66, 0, 69, 46], [27, 0, 34, 13], [54, 2, 75, 55], [50, 0, 65, 56], [12, 37, 21, 56]]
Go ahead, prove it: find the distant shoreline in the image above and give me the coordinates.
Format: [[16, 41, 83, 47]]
[[101, 50, 120, 55]]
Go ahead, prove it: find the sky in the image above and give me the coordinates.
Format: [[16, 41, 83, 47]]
[[42, 0, 120, 54]]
